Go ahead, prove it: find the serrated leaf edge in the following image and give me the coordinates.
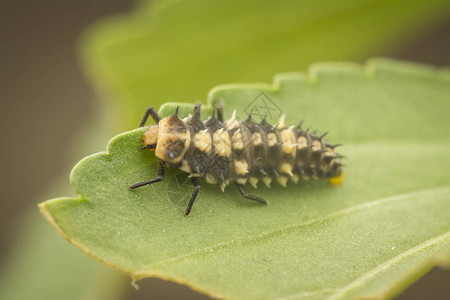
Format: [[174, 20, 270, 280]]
[[39, 59, 450, 300]]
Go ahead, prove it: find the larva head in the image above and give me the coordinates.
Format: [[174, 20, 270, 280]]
[[153, 113, 190, 165], [142, 125, 159, 150]]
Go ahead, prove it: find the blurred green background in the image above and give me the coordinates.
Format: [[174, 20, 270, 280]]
[[1, 0, 449, 299]]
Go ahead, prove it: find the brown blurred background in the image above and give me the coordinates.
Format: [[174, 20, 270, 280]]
[[0, 0, 449, 299]]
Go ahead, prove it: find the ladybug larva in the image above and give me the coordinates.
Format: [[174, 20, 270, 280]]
[[130, 103, 344, 216]]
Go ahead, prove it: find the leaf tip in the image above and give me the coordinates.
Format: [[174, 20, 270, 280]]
[[38, 200, 62, 237]]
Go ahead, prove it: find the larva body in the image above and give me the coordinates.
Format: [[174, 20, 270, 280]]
[[132, 104, 343, 215]]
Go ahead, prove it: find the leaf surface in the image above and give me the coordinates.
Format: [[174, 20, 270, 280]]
[[40, 59, 450, 299]]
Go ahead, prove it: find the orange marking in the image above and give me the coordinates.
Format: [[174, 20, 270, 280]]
[[329, 172, 344, 186]]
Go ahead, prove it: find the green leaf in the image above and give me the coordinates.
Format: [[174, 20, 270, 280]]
[[39, 59, 450, 300], [0, 210, 126, 300], [81, 0, 450, 130]]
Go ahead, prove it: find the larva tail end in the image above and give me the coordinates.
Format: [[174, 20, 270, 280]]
[[329, 172, 345, 186]]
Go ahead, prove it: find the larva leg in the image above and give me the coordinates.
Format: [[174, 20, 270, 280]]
[[185, 177, 201, 216], [130, 159, 165, 189], [216, 100, 224, 122], [139, 106, 161, 127], [235, 183, 268, 205]]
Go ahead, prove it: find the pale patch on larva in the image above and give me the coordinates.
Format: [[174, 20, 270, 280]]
[[234, 160, 249, 175], [261, 176, 272, 188], [311, 139, 322, 152], [248, 177, 259, 189], [280, 128, 296, 154], [231, 130, 244, 150], [213, 128, 231, 157], [193, 129, 212, 152], [267, 133, 278, 147], [179, 159, 192, 174], [297, 136, 308, 150], [252, 132, 263, 145], [276, 176, 288, 187], [279, 163, 294, 176], [205, 173, 217, 184]]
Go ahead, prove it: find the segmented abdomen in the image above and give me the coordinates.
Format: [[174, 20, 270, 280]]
[[176, 106, 343, 191]]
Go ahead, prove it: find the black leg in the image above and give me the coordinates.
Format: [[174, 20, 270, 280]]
[[185, 177, 201, 216], [235, 183, 268, 204], [130, 159, 165, 189], [216, 100, 224, 122], [139, 107, 161, 127]]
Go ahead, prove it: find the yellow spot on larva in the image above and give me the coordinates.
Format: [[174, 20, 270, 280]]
[[261, 176, 272, 187], [193, 129, 211, 152], [213, 128, 231, 157], [231, 130, 244, 150], [279, 163, 293, 176], [276, 176, 288, 187], [311, 140, 321, 152], [267, 133, 277, 147], [330, 172, 345, 186], [248, 177, 259, 189], [296, 136, 308, 149], [234, 160, 249, 175], [205, 173, 217, 184], [280, 129, 296, 154], [179, 159, 192, 174], [290, 174, 299, 183], [252, 132, 263, 145], [236, 178, 247, 185]]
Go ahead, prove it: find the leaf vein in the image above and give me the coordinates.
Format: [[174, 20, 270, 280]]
[[271, 232, 450, 300], [148, 186, 450, 269], [327, 231, 450, 300]]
